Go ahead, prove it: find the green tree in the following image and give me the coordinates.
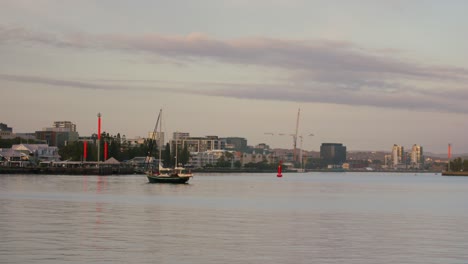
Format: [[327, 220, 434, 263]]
[[59, 141, 86, 161], [305, 158, 327, 169], [0, 137, 42, 148], [216, 154, 231, 168], [163, 143, 172, 167], [449, 157, 463, 171], [179, 145, 190, 166]]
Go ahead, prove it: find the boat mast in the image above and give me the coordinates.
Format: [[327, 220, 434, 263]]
[[159, 109, 163, 168], [175, 138, 178, 168], [146, 109, 162, 171]]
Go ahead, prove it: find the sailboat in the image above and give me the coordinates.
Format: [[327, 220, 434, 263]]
[[145, 109, 193, 184]]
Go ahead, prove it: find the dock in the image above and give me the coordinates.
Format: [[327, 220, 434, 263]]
[[441, 171, 468, 176], [0, 161, 135, 175]]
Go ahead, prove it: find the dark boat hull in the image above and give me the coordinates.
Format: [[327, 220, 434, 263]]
[[147, 175, 191, 184]]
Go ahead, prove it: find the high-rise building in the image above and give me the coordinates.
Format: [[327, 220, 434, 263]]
[[320, 143, 347, 165], [52, 121, 76, 132], [392, 144, 404, 167], [36, 121, 79, 146], [0, 123, 13, 132], [173, 132, 190, 140], [0, 123, 13, 139], [410, 144, 423, 168], [171, 135, 224, 153], [225, 137, 248, 152]]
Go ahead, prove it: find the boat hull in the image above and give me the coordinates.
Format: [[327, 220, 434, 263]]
[[147, 175, 191, 184]]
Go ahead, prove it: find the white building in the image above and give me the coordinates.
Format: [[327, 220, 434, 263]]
[[241, 153, 275, 166], [52, 121, 77, 132], [12, 144, 60, 162], [392, 144, 404, 167], [171, 136, 224, 153], [188, 150, 240, 168], [173, 132, 190, 140], [410, 144, 423, 169], [0, 148, 29, 166]]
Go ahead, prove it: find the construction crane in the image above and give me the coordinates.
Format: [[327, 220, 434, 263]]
[[293, 108, 301, 163], [264, 108, 302, 164]]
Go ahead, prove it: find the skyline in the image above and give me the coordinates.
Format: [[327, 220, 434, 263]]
[[1, 1, 467, 153]]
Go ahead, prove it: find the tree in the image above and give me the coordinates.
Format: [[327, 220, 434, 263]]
[[59, 141, 90, 161], [305, 157, 327, 169], [449, 157, 463, 171], [216, 154, 231, 168], [179, 145, 190, 166], [163, 143, 172, 167], [0, 137, 42, 148]]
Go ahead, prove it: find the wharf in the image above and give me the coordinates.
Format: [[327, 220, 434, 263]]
[[441, 171, 468, 176], [0, 164, 134, 175]]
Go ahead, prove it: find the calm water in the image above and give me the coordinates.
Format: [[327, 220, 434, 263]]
[[1, 172, 468, 264]]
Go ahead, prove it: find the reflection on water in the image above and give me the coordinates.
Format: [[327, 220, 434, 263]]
[[1, 173, 468, 264]]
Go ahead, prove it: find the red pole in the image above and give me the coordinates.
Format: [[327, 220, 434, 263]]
[[104, 141, 108, 161], [98, 115, 101, 140], [277, 160, 283, 177], [83, 141, 87, 161], [448, 144, 452, 159]]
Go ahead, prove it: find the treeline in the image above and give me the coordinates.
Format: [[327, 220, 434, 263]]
[[0, 137, 43, 148], [448, 157, 468, 172], [58, 132, 190, 167], [58, 132, 160, 162]]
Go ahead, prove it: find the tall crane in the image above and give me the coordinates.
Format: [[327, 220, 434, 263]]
[[265, 108, 306, 166], [293, 108, 301, 163]]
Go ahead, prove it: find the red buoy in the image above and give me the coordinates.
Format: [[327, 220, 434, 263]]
[[277, 160, 283, 177]]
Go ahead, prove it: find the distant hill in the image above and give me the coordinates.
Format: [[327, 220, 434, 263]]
[[425, 152, 468, 159]]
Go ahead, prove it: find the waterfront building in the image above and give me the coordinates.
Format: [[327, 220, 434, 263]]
[[320, 143, 347, 165], [225, 137, 248, 152], [410, 144, 423, 169], [0, 123, 13, 139], [0, 148, 29, 167], [391, 144, 404, 167], [0, 130, 13, 139], [53, 121, 76, 132], [9, 144, 60, 163], [171, 135, 225, 153], [189, 150, 237, 168], [35, 121, 79, 147], [173, 132, 190, 140], [383, 154, 392, 169], [241, 152, 267, 166], [0, 123, 13, 132], [35, 130, 78, 147]]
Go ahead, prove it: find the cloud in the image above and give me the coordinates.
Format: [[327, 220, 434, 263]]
[[1, 25, 468, 113], [2, 25, 465, 79], [2, 73, 468, 115], [0, 73, 130, 90]]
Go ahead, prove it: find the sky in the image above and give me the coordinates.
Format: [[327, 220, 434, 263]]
[[1, 0, 467, 154]]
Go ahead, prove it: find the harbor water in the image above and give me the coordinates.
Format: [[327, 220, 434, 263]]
[[1, 172, 468, 263]]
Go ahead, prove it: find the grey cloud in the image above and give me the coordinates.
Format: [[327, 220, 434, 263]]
[[202, 83, 468, 114], [0, 74, 129, 90], [2, 73, 468, 114], [1, 25, 467, 114], [1, 25, 465, 81]]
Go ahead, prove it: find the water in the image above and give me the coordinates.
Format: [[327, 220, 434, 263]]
[[1, 172, 468, 263]]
